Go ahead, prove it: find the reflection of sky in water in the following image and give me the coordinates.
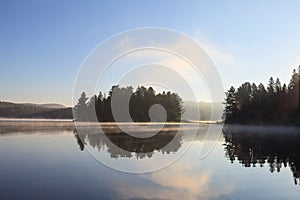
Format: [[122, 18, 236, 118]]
[[0, 125, 300, 200]]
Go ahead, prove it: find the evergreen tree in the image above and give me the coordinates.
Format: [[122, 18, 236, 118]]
[[223, 68, 300, 125], [74, 92, 89, 121], [77, 86, 183, 122], [224, 86, 237, 122], [275, 78, 282, 95], [267, 77, 275, 96]]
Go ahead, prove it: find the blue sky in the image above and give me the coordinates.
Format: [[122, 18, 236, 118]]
[[1, 0, 300, 106]]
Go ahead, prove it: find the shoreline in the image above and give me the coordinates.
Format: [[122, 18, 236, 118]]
[[0, 118, 223, 124], [223, 124, 300, 135]]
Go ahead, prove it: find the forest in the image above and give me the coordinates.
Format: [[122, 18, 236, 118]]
[[0, 102, 72, 119], [74, 85, 183, 122], [224, 67, 300, 125]]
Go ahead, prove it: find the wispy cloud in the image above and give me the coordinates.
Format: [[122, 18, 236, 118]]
[[101, 28, 230, 101], [192, 29, 235, 67]]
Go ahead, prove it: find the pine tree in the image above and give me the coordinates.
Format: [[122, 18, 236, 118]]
[[74, 92, 89, 121], [224, 86, 237, 122]]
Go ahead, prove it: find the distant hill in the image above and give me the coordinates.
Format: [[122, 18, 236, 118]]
[[39, 103, 66, 109], [0, 101, 73, 119], [183, 101, 224, 121]]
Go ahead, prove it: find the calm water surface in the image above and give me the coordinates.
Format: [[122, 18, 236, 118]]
[[0, 121, 300, 200]]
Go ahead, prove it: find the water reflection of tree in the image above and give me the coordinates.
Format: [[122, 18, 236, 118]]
[[223, 127, 300, 185], [74, 129, 182, 159]]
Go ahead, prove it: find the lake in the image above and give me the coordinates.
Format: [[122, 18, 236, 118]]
[[0, 121, 300, 200]]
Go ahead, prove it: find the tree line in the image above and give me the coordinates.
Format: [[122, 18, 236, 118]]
[[74, 85, 183, 122], [224, 67, 300, 125], [0, 101, 72, 119]]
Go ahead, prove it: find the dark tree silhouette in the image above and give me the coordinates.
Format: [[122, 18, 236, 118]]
[[224, 68, 300, 125], [75, 86, 183, 122], [223, 86, 237, 122]]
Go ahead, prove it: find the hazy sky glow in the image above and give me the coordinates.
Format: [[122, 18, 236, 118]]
[[1, 1, 300, 106]]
